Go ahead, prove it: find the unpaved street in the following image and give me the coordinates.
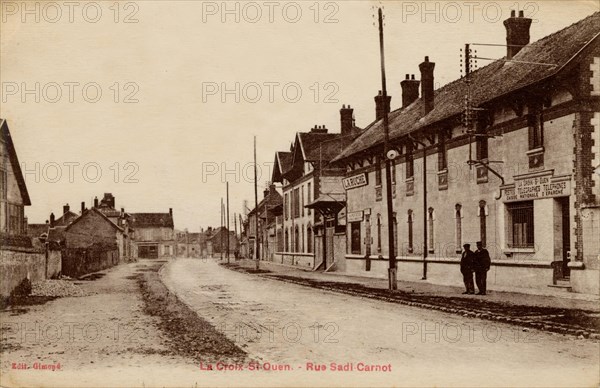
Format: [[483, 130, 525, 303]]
[[162, 258, 600, 387]]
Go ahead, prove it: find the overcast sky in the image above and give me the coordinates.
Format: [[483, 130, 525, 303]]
[[1, 0, 597, 230]]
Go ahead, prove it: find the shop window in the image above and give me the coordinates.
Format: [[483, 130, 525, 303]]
[[350, 221, 361, 254], [507, 201, 534, 248]]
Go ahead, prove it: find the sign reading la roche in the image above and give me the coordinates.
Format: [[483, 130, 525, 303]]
[[504, 174, 571, 202], [343, 173, 368, 190]]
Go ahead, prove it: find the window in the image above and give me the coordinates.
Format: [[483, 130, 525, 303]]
[[277, 229, 283, 252], [376, 214, 382, 253], [407, 210, 414, 254], [428, 207, 435, 253], [350, 222, 361, 254], [307, 225, 313, 253], [285, 228, 289, 251], [375, 157, 382, 186], [293, 188, 300, 218], [294, 225, 300, 252], [438, 132, 447, 171], [0, 169, 7, 200], [284, 193, 289, 220], [455, 204, 462, 253], [508, 201, 534, 248], [528, 105, 544, 149], [307, 183, 312, 215], [301, 225, 305, 252], [406, 143, 414, 178], [479, 200, 487, 247], [301, 185, 305, 217], [475, 131, 488, 160]]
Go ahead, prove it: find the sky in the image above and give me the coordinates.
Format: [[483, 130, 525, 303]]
[[0, 0, 597, 230]]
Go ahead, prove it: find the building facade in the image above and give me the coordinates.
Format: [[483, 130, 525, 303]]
[[332, 11, 600, 294], [130, 209, 175, 259]]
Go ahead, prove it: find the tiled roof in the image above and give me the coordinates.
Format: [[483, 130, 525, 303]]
[[47, 226, 66, 243], [334, 12, 600, 162], [55, 211, 79, 226], [248, 186, 283, 216], [27, 223, 49, 238], [65, 208, 124, 232], [129, 212, 174, 228], [277, 152, 293, 173]]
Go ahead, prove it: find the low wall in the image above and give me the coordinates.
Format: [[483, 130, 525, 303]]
[[0, 247, 45, 297], [273, 253, 315, 269], [61, 248, 119, 278]]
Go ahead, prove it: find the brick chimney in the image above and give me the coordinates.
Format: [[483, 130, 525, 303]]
[[504, 10, 532, 60], [81, 201, 85, 214], [63, 203, 70, 215], [310, 125, 328, 134], [49, 213, 55, 227], [340, 104, 354, 135], [419, 56, 435, 115], [374, 90, 391, 121], [93, 196, 99, 208], [169, 208, 173, 217], [263, 187, 269, 198], [400, 74, 420, 108]]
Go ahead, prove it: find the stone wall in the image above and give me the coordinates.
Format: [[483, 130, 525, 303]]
[[0, 247, 45, 297]]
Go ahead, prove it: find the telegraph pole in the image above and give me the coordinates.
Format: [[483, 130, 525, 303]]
[[376, 6, 397, 290], [254, 136, 260, 270], [226, 181, 230, 263], [220, 198, 224, 260]]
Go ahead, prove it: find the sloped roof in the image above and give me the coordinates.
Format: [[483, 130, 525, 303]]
[[248, 186, 283, 216], [47, 226, 66, 243], [55, 211, 79, 226], [27, 223, 49, 238], [0, 119, 31, 205], [129, 212, 174, 228], [65, 208, 124, 233], [334, 12, 600, 162]]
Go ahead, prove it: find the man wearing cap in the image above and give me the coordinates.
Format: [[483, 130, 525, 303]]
[[460, 243, 475, 294], [474, 241, 491, 295]]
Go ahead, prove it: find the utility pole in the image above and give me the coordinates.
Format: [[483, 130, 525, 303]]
[[220, 198, 224, 260], [226, 181, 230, 263], [254, 136, 260, 270], [376, 6, 397, 290]]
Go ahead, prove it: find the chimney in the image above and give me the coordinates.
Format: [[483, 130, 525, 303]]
[[419, 56, 435, 115], [63, 203, 70, 215], [80, 201, 85, 214], [374, 90, 391, 121], [503, 10, 532, 60], [93, 196, 99, 208], [340, 104, 354, 135], [263, 188, 269, 198], [169, 208, 173, 217], [400, 74, 420, 108], [310, 125, 328, 134], [49, 213, 55, 227]]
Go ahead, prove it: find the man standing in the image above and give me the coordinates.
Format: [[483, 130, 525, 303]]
[[474, 241, 491, 295], [460, 243, 475, 294]]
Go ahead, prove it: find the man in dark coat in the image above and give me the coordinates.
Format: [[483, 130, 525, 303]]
[[474, 241, 491, 295], [460, 243, 475, 294]]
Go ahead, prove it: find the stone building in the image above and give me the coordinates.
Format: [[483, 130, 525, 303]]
[[331, 11, 600, 294], [247, 184, 283, 261], [130, 209, 175, 259], [271, 108, 362, 269]]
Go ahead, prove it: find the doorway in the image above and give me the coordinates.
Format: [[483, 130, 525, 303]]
[[559, 197, 571, 278]]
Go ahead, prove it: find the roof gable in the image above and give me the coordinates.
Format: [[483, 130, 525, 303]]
[[65, 208, 124, 233], [129, 212, 174, 228], [1, 119, 31, 205]]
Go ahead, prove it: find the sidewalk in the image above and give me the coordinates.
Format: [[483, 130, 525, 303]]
[[233, 259, 599, 312]]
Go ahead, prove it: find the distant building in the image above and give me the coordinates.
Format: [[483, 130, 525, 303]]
[[247, 184, 283, 261], [130, 209, 175, 259], [176, 229, 204, 258]]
